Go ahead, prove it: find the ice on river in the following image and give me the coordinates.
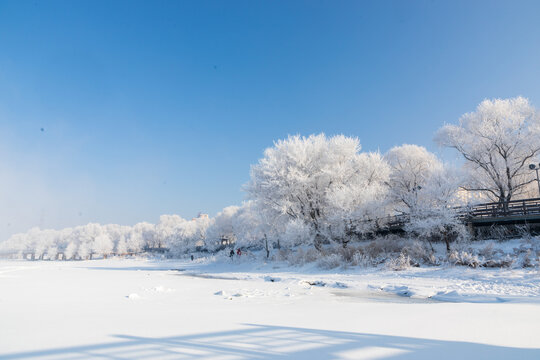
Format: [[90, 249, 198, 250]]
[[0, 258, 538, 359]]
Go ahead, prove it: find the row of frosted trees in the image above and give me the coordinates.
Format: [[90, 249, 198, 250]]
[[2, 223, 154, 260], [2, 97, 540, 259]]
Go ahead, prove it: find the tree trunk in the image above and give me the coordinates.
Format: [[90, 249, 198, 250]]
[[427, 239, 435, 253], [443, 230, 451, 253], [264, 234, 270, 259], [314, 233, 324, 252]]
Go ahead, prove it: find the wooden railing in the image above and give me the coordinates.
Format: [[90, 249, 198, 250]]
[[463, 197, 540, 219], [366, 197, 540, 232]]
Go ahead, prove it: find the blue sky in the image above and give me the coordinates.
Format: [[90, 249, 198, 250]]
[[1, 0, 539, 238]]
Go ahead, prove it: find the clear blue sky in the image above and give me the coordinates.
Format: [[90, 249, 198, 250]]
[[1, 0, 539, 239]]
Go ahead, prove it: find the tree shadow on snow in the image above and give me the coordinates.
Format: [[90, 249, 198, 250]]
[[1, 324, 538, 360]]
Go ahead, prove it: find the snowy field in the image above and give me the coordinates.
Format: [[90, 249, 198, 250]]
[[0, 258, 539, 359]]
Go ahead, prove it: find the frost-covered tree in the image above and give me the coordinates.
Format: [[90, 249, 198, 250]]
[[127, 230, 145, 254], [227, 204, 255, 244], [31, 228, 55, 260], [156, 213, 213, 255], [192, 215, 213, 249], [209, 201, 290, 257], [92, 234, 113, 258], [251, 203, 290, 256], [232, 202, 270, 255], [103, 224, 130, 254], [326, 152, 390, 246], [436, 97, 540, 206], [385, 144, 444, 213], [283, 218, 313, 248], [77, 241, 91, 259], [208, 206, 240, 248], [1, 233, 23, 258], [46, 245, 58, 260], [177, 214, 213, 253], [155, 215, 186, 250], [246, 134, 390, 250], [116, 236, 128, 255], [64, 241, 78, 260], [383, 145, 465, 251], [132, 222, 155, 251], [404, 166, 466, 251]]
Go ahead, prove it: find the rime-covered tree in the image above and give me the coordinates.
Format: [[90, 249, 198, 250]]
[[231, 201, 274, 257], [251, 202, 289, 256], [127, 231, 144, 253], [326, 152, 390, 246], [155, 215, 186, 250], [92, 234, 113, 258], [385, 144, 444, 213], [77, 241, 91, 260], [436, 97, 540, 207], [245, 134, 390, 249], [176, 214, 213, 253], [64, 241, 78, 260], [207, 206, 240, 249], [404, 166, 466, 251], [116, 236, 128, 255], [132, 222, 155, 250], [384, 145, 465, 250]]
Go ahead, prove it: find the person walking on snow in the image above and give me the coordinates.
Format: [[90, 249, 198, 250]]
[[236, 248, 242, 256]]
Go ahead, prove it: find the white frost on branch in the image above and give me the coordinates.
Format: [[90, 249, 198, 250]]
[[436, 96, 540, 204]]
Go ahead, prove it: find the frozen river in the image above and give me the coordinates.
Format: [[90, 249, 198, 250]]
[[0, 259, 539, 359]]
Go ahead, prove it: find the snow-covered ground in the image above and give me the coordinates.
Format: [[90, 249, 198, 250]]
[[0, 258, 539, 359]]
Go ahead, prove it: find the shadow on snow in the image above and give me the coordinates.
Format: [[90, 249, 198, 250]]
[[1, 324, 538, 360]]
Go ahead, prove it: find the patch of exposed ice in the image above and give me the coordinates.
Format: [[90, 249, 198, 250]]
[[431, 290, 510, 303]]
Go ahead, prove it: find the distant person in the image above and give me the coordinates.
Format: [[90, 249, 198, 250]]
[[190, 255, 194, 261], [236, 248, 242, 256], [229, 249, 234, 258]]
